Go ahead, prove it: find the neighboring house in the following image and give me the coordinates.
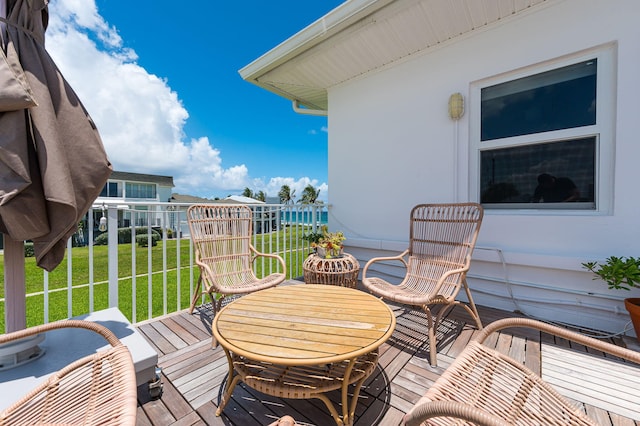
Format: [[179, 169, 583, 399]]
[[169, 193, 214, 204], [222, 195, 266, 204], [93, 171, 175, 230], [99, 171, 174, 204], [241, 0, 640, 334]]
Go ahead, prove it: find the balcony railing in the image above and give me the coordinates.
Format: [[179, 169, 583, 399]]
[[0, 202, 329, 332]]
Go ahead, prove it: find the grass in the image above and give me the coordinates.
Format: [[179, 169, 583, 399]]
[[0, 226, 312, 333]]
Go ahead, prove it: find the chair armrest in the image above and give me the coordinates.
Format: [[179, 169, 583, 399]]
[[429, 265, 471, 299], [250, 245, 287, 272], [0, 319, 123, 348], [403, 400, 511, 426], [474, 317, 640, 364], [362, 249, 409, 278]]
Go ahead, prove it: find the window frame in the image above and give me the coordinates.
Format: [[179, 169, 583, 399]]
[[468, 43, 616, 215], [125, 182, 157, 199]]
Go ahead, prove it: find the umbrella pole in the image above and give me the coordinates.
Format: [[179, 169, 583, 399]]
[[4, 235, 26, 332], [0, 236, 46, 371]]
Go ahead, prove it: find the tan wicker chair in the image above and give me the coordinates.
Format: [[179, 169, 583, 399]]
[[0, 320, 137, 426], [186, 204, 286, 315], [362, 203, 484, 367], [403, 317, 640, 426]]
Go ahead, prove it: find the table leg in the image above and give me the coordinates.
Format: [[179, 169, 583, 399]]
[[348, 366, 372, 424], [315, 394, 345, 426], [341, 358, 357, 426], [216, 348, 240, 416]]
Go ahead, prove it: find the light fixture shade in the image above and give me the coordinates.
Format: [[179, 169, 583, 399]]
[[448, 92, 464, 120], [98, 216, 107, 232]]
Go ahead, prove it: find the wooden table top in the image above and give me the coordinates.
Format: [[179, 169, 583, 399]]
[[212, 284, 396, 366]]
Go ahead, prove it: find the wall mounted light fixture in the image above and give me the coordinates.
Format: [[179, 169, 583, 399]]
[[448, 92, 464, 120]]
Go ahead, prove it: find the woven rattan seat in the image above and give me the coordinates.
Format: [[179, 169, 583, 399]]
[[362, 203, 484, 367], [0, 320, 137, 426], [403, 317, 640, 426], [186, 204, 286, 315]]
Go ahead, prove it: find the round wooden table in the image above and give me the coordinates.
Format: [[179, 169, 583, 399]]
[[212, 284, 396, 426]]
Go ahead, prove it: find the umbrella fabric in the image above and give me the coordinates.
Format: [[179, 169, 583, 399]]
[[0, 0, 112, 271], [0, 29, 37, 111]]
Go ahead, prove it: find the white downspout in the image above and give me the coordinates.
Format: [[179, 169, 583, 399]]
[[292, 100, 328, 117]]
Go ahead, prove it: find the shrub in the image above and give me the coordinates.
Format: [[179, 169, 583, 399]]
[[136, 233, 160, 247], [583, 256, 640, 291], [94, 227, 161, 246], [24, 242, 35, 257]]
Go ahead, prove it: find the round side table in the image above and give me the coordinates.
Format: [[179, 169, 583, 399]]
[[303, 253, 360, 288]]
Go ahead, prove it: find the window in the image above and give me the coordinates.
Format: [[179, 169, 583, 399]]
[[125, 183, 157, 199], [99, 181, 121, 198], [480, 137, 595, 208], [470, 44, 615, 213], [481, 60, 596, 141]]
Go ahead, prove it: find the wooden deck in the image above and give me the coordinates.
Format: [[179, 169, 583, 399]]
[[134, 281, 640, 425]]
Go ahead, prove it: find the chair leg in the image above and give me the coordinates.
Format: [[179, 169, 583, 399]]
[[188, 275, 204, 314], [462, 278, 483, 330], [211, 295, 224, 348], [424, 307, 438, 367]]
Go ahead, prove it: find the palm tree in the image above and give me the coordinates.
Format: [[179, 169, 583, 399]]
[[298, 184, 320, 204], [242, 187, 254, 199], [278, 185, 296, 204], [255, 191, 266, 202]]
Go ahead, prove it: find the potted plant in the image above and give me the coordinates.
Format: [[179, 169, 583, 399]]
[[582, 256, 640, 339], [303, 225, 345, 258]]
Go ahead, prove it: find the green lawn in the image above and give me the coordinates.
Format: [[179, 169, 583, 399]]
[[0, 226, 312, 333]]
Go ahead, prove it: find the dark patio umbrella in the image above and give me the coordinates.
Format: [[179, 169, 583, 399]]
[[1, 0, 112, 329]]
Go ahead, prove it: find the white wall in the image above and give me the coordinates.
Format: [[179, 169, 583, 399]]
[[328, 0, 640, 335]]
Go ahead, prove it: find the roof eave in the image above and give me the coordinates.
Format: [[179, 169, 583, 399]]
[[239, 0, 393, 109]]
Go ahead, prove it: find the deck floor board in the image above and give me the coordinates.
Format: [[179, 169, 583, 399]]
[[135, 280, 640, 425]]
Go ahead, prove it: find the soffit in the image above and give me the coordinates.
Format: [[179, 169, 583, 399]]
[[240, 0, 552, 111]]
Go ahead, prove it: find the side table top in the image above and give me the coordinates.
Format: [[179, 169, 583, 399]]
[[212, 284, 396, 365]]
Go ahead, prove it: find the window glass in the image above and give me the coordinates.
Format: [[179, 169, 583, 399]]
[[481, 59, 597, 141], [100, 182, 120, 197], [126, 183, 156, 199], [480, 137, 595, 209]]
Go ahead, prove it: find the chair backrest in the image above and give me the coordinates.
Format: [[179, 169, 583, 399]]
[[187, 205, 255, 285], [407, 203, 484, 295]]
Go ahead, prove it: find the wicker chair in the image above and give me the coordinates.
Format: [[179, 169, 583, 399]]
[[0, 320, 137, 426], [403, 317, 640, 426], [362, 203, 484, 367], [186, 204, 286, 315]]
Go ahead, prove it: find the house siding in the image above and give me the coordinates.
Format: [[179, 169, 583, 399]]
[[330, 0, 640, 334]]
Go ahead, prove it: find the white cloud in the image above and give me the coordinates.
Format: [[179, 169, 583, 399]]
[[44, 0, 326, 200], [251, 177, 328, 203], [45, 0, 254, 197]]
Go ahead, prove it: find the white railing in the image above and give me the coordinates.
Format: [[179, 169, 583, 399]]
[[2, 202, 328, 331]]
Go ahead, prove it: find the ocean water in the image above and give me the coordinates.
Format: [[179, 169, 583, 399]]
[[280, 210, 328, 225]]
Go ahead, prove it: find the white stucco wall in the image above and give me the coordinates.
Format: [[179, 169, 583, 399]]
[[328, 0, 640, 334]]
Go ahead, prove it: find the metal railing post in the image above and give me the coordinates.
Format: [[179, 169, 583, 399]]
[[107, 206, 119, 308]]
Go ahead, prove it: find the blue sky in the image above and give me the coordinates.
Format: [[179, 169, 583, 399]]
[[45, 0, 345, 201]]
